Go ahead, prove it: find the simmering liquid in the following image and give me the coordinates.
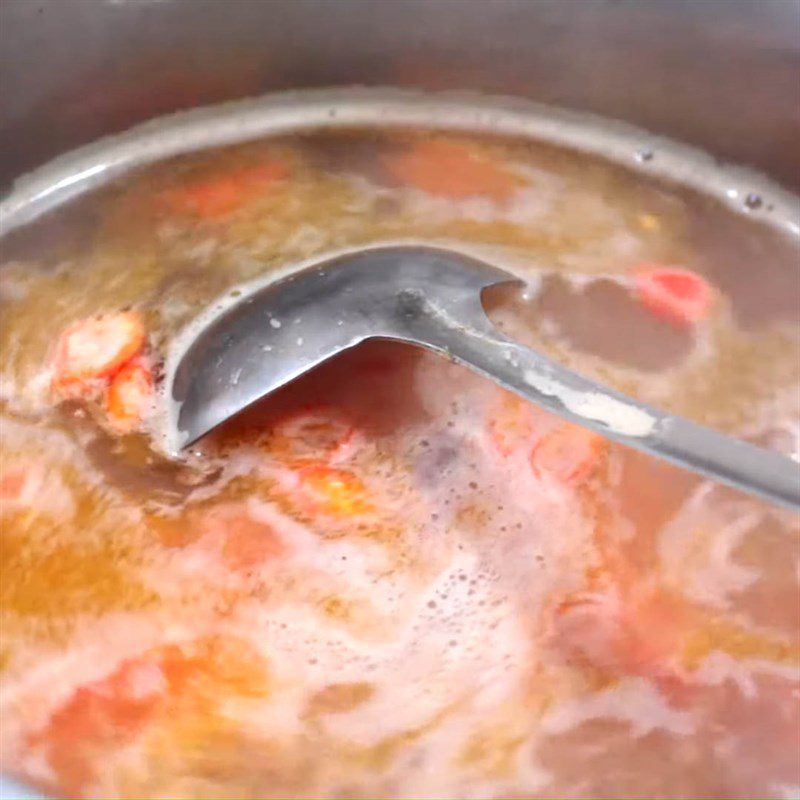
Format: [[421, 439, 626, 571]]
[[1, 122, 798, 798]]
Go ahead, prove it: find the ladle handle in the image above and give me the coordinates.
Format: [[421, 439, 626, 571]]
[[426, 316, 800, 511]]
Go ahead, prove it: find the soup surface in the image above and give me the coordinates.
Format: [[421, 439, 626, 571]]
[[1, 125, 799, 799]]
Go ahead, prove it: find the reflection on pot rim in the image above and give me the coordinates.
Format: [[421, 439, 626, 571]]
[[2, 89, 799, 240]]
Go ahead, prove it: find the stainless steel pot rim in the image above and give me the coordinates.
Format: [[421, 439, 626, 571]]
[[1, 87, 798, 239]]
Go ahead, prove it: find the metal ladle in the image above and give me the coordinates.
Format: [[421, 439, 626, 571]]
[[167, 246, 800, 510]]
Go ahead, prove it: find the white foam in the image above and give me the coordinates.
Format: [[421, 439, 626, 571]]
[[541, 678, 695, 738], [658, 482, 766, 609]]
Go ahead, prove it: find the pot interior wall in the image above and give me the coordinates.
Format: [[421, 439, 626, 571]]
[[1, 0, 799, 190]]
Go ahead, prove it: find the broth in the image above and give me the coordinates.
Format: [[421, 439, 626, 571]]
[[1, 124, 798, 799]]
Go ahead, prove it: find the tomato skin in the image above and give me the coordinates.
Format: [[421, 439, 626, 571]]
[[106, 360, 154, 433], [487, 393, 543, 458], [201, 503, 285, 572], [0, 468, 28, 503], [296, 465, 373, 517], [530, 423, 606, 485], [53, 311, 145, 394], [385, 139, 520, 201], [632, 265, 712, 326], [163, 161, 287, 219], [29, 637, 269, 796], [552, 586, 688, 680]]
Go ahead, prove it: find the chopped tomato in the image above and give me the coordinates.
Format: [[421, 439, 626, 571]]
[[297, 465, 372, 517], [487, 392, 548, 457], [0, 465, 50, 512], [0, 465, 47, 516], [631, 265, 712, 325], [0, 468, 28, 503], [150, 503, 284, 572], [552, 587, 686, 678], [31, 656, 165, 793], [268, 406, 355, 463], [530, 423, 606, 484], [384, 139, 520, 202], [31, 637, 269, 795], [106, 360, 153, 433], [221, 520, 283, 572], [200, 504, 284, 572], [164, 160, 286, 219], [53, 311, 145, 393], [148, 513, 195, 549], [154, 637, 269, 699], [0, 463, 75, 522]]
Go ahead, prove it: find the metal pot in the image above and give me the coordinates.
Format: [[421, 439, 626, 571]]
[[1, 0, 799, 192], [1, 2, 798, 798]]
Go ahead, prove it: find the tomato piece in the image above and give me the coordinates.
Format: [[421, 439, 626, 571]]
[[221, 520, 283, 572], [552, 591, 624, 671], [297, 465, 372, 517], [31, 637, 269, 795], [0, 468, 28, 503], [632, 265, 712, 325], [530, 423, 606, 484], [150, 503, 285, 573], [200, 504, 284, 571], [0, 464, 44, 510], [487, 392, 549, 457], [552, 588, 686, 678], [384, 139, 520, 201], [106, 360, 153, 433], [164, 161, 286, 219], [53, 311, 145, 394], [31, 657, 165, 794]]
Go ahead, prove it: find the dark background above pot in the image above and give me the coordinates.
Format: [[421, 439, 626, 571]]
[[1, 0, 799, 190]]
